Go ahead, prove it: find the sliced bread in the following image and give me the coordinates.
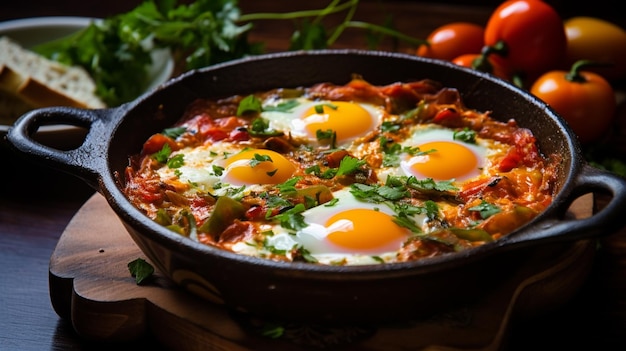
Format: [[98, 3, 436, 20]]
[[0, 36, 106, 122]]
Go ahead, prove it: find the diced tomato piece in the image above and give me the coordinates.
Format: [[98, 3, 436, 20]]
[[203, 128, 229, 142], [245, 206, 264, 221], [499, 148, 523, 172], [326, 149, 350, 168], [433, 107, 460, 123], [218, 220, 254, 243], [229, 128, 250, 141], [141, 133, 178, 155]]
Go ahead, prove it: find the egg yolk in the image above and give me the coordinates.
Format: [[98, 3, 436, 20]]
[[300, 101, 374, 143], [223, 149, 296, 185], [407, 141, 478, 180], [325, 209, 409, 253]]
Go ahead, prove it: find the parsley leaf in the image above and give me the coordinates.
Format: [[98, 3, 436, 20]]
[[167, 153, 185, 168], [316, 129, 337, 148], [212, 165, 225, 176], [453, 127, 477, 144], [314, 103, 338, 114], [406, 176, 458, 192], [272, 203, 307, 231], [237, 95, 263, 116], [335, 156, 366, 177], [258, 322, 285, 339], [276, 177, 301, 195], [350, 183, 408, 203], [128, 258, 154, 285], [381, 121, 401, 133], [249, 153, 273, 167], [262, 99, 300, 112], [153, 143, 172, 163], [249, 118, 283, 137], [162, 127, 187, 139], [468, 200, 501, 219], [380, 138, 434, 167], [423, 200, 440, 220], [262, 192, 293, 209], [393, 215, 422, 233]]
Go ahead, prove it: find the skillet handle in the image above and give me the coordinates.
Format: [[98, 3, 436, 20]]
[[506, 164, 626, 246], [6, 106, 116, 191]]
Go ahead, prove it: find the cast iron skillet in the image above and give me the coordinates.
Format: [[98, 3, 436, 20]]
[[6, 50, 626, 324]]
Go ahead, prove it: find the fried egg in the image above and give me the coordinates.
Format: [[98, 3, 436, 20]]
[[261, 97, 384, 145], [156, 144, 297, 197], [221, 148, 296, 186], [235, 189, 426, 265], [378, 126, 492, 183]]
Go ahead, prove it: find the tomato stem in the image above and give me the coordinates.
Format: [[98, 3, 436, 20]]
[[510, 74, 524, 89], [566, 59, 613, 83], [471, 53, 493, 73], [470, 44, 501, 76], [485, 40, 508, 58]]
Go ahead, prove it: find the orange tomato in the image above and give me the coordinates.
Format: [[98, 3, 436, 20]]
[[530, 60, 616, 144], [416, 22, 485, 61], [452, 53, 510, 81]]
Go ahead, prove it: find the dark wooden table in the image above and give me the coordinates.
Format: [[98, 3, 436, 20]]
[[2, 1, 625, 350]]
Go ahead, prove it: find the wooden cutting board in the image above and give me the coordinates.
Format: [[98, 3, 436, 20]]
[[49, 193, 595, 351]]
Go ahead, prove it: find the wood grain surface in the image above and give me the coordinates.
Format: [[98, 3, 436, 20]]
[[48, 194, 595, 351]]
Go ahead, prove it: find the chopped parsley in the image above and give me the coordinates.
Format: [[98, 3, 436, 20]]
[[314, 103, 338, 114], [236, 94, 263, 116], [305, 155, 365, 179], [271, 203, 308, 231], [316, 129, 337, 148], [167, 153, 185, 168], [162, 127, 187, 139], [468, 200, 501, 219], [276, 177, 300, 194], [212, 165, 225, 176], [263, 99, 300, 112], [393, 214, 423, 233], [350, 183, 408, 203], [381, 121, 401, 133], [380, 137, 436, 167], [335, 156, 366, 177], [152, 143, 172, 163], [249, 118, 283, 137], [405, 176, 458, 192], [127, 258, 154, 285], [249, 153, 273, 167], [453, 127, 477, 144], [324, 197, 340, 207]]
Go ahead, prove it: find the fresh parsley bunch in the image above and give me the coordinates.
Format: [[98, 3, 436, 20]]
[[33, 0, 423, 107], [35, 0, 257, 106]]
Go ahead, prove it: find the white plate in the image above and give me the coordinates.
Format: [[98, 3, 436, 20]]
[[0, 16, 174, 148]]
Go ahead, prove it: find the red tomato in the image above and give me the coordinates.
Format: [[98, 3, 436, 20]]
[[484, 0, 566, 77], [416, 22, 485, 61], [452, 53, 510, 81], [530, 60, 616, 144]]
